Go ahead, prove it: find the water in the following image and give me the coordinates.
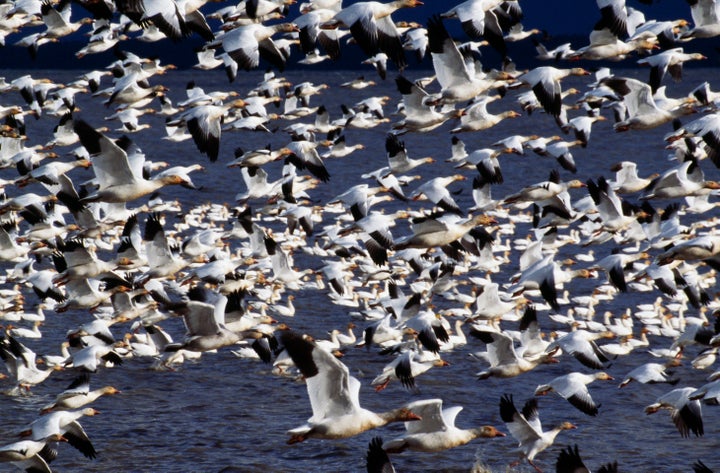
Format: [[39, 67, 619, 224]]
[[0, 65, 719, 473]]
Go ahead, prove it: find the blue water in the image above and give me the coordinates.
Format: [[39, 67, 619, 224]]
[[0, 63, 719, 473]]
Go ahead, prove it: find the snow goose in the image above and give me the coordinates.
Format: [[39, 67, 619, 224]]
[[691, 81, 720, 108], [116, 0, 190, 41], [470, 282, 519, 325], [402, 26, 427, 62], [645, 386, 704, 438], [546, 329, 615, 369], [101, 69, 168, 108], [471, 328, 558, 379], [450, 95, 521, 133], [600, 75, 696, 131], [609, 160, 657, 194], [371, 348, 448, 391], [277, 331, 421, 443], [499, 394, 576, 472], [562, 114, 606, 147], [643, 159, 720, 200], [382, 398, 504, 453], [533, 38, 575, 61], [666, 112, 720, 166], [689, 374, 720, 404], [361, 52, 389, 80], [586, 176, 637, 234], [41, 373, 120, 413], [392, 75, 463, 133], [323, 0, 422, 69], [637, 47, 706, 93], [139, 213, 191, 282], [410, 174, 466, 215], [393, 214, 496, 251], [6, 321, 42, 339], [51, 239, 116, 285], [295, 8, 341, 60], [534, 371, 614, 416], [516, 66, 590, 119], [64, 342, 124, 372], [426, 15, 510, 104], [440, 0, 522, 56], [222, 22, 299, 72], [321, 134, 365, 159], [492, 134, 538, 155], [618, 360, 681, 387], [40, 0, 92, 39], [73, 120, 188, 203], [20, 408, 99, 459], [682, 0, 720, 39], [15, 156, 91, 189], [385, 133, 434, 174], [0, 434, 65, 473], [656, 235, 720, 265], [568, 23, 657, 61], [171, 100, 245, 162], [165, 299, 240, 353], [54, 278, 114, 312], [285, 140, 330, 183], [515, 305, 551, 361], [589, 250, 647, 293], [510, 254, 594, 311], [503, 169, 585, 205], [542, 139, 582, 173], [227, 145, 292, 168], [0, 335, 59, 392]]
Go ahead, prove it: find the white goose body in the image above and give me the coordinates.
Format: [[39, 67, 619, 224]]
[[279, 331, 421, 443]]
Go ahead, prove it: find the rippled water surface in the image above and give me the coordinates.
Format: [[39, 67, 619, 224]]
[[0, 66, 719, 473]]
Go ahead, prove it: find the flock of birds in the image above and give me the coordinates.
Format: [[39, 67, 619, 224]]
[[2, 0, 720, 471]]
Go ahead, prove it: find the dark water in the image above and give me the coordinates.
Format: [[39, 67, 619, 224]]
[[0, 66, 719, 473]]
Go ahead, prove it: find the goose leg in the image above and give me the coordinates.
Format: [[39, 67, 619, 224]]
[[529, 459, 543, 473], [287, 433, 307, 444], [374, 379, 390, 392]]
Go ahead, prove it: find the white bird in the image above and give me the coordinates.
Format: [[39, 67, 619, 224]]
[[73, 120, 189, 203], [323, 0, 422, 69], [642, 159, 720, 200], [644, 387, 704, 438], [682, 0, 720, 39], [637, 47, 706, 93], [472, 329, 558, 379], [546, 329, 615, 369], [499, 394, 577, 472], [165, 299, 240, 353], [516, 66, 590, 120], [600, 75, 695, 131], [222, 22, 299, 72], [370, 348, 448, 391], [385, 133, 434, 174], [534, 371, 614, 416], [0, 335, 58, 391], [609, 160, 657, 194], [618, 361, 681, 388], [657, 235, 720, 265], [0, 434, 65, 473], [392, 75, 463, 132], [382, 398, 505, 453], [20, 407, 99, 459], [41, 373, 121, 413], [278, 331, 421, 443], [410, 174, 466, 215], [425, 15, 510, 104]]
